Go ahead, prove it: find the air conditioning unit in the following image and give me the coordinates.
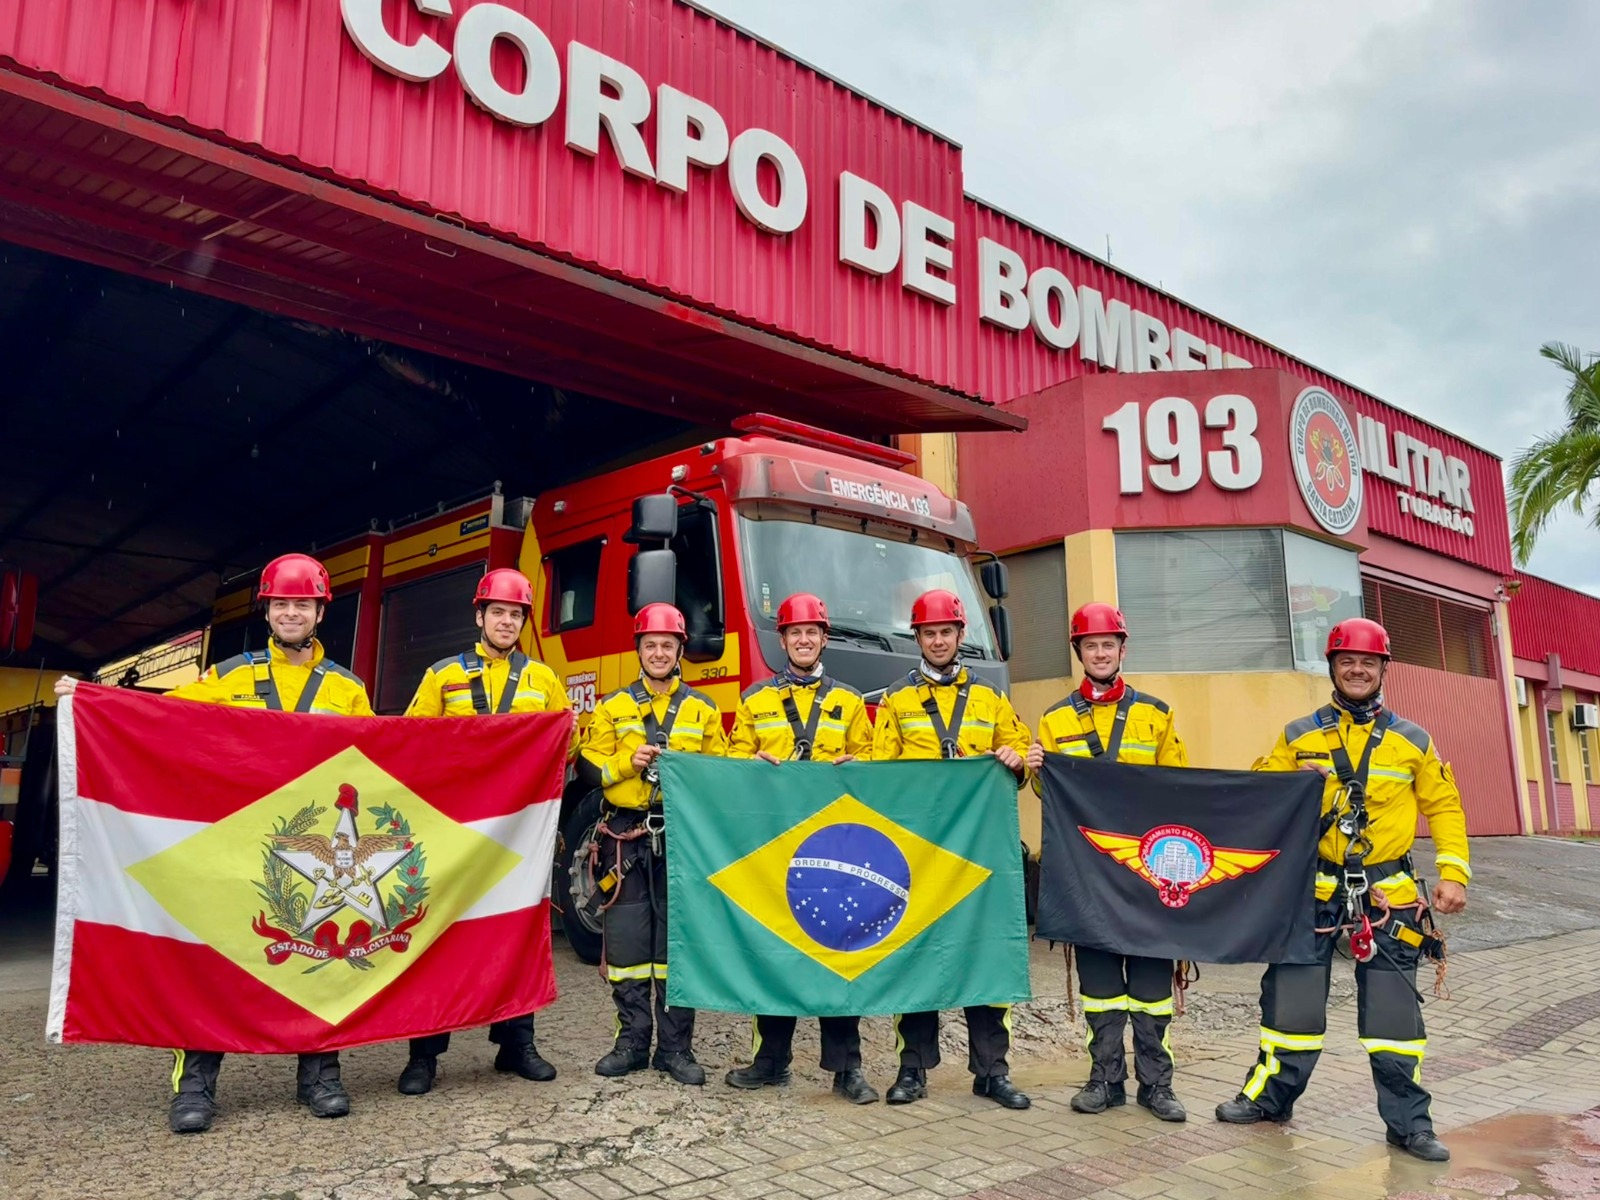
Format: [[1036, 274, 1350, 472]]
[[1573, 703, 1599, 731], [1515, 678, 1528, 708]]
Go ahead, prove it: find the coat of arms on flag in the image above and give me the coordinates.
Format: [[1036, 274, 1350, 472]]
[[49, 687, 572, 1051], [659, 757, 1031, 1017]]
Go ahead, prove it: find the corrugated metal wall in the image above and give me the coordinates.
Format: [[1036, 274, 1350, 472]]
[[1511, 573, 1600, 676], [1381, 662, 1520, 836]]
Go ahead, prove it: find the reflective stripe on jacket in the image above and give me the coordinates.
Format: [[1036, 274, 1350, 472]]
[[580, 677, 726, 809], [870, 669, 1029, 763], [166, 639, 373, 716], [729, 675, 873, 763], [405, 642, 578, 760], [1029, 687, 1187, 794]]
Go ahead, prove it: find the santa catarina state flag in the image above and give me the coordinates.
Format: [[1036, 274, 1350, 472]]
[[1036, 755, 1323, 964], [48, 686, 571, 1052], [658, 756, 1031, 1016]]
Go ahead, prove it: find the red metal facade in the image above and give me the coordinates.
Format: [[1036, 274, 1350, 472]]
[[0, 0, 965, 390], [956, 202, 1513, 575], [1510, 572, 1600, 676], [1381, 663, 1521, 836]]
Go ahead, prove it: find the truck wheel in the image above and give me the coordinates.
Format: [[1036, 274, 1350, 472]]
[[552, 790, 605, 965]]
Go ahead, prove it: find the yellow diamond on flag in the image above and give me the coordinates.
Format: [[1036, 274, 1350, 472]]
[[126, 746, 519, 1026], [708, 793, 991, 981]]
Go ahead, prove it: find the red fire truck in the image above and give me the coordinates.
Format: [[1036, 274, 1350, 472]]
[[203, 415, 1012, 962]]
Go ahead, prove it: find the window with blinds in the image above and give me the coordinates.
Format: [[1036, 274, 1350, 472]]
[[1116, 529, 1292, 672], [1000, 545, 1071, 682], [1362, 577, 1494, 678]]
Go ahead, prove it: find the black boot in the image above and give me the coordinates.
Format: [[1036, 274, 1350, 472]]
[[833, 1069, 879, 1104], [1137, 1084, 1187, 1122], [1071, 1080, 1126, 1113], [495, 1044, 557, 1082], [973, 1075, 1031, 1110], [168, 1091, 217, 1134], [1216, 1094, 1289, 1124], [885, 1067, 926, 1105], [296, 1053, 350, 1118], [1387, 1130, 1450, 1162], [397, 1056, 436, 1096], [725, 1060, 791, 1089], [595, 1044, 650, 1077], [653, 1049, 706, 1086]]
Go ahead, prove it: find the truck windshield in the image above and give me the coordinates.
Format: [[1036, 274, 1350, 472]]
[[737, 514, 996, 656]]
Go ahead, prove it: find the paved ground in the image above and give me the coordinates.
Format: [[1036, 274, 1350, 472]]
[[3, 836, 1600, 1200]]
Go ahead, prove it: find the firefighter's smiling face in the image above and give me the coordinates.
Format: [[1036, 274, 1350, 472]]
[[638, 633, 683, 681], [266, 598, 320, 645], [780, 622, 826, 672], [1076, 634, 1125, 684], [476, 601, 526, 654], [1332, 652, 1385, 701], [916, 622, 963, 670]]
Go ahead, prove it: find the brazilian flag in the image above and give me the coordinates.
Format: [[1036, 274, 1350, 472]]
[[658, 756, 1031, 1016]]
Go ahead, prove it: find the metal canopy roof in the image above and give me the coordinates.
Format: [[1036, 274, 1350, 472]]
[[0, 70, 1021, 671]]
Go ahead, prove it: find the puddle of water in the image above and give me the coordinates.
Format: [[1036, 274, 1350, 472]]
[[1340, 1109, 1600, 1199]]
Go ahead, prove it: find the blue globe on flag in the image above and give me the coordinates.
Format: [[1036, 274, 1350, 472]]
[[786, 823, 910, 951]]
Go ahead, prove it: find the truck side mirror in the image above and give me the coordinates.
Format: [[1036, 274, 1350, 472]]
[[626, 494, 679, 544], [979, 559, 1009, 601], [0, 571, 38, 656], [988, 604, 1013, 662], [628, 549, 677, 614]]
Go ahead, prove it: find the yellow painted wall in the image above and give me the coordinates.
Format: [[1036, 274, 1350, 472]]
[[903, 432, 959, 500], [0, 667, 64, 714]]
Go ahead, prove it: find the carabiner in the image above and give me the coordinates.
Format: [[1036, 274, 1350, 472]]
[[1350, 914, 1376, 963]]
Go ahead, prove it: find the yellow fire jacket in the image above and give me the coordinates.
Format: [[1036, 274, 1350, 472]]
[[580, 676, 726, 809], [871, 668, 1030, 764], [729, 673, 874, 763], [405, 643, 578, 760], [1255, 705, 1471, 904], [166, 640, 373, 715], [1029, 687, 1187, 795]]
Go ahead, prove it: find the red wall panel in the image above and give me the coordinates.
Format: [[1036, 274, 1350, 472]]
[[1511, 572, 1600, 677], [1381, 663, 1521, 836], [1553, 782, 1577, 832]]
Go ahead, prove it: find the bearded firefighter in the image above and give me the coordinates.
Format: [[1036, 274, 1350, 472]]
[[1215, 617, 1469, 1164], [723, 593, 878, 1104], [1025, 602, 1190, 1123], [57, 553, 374, 1133], [579, 603, 726, 1085], [395, 568, 576, 1096], [873, 588, 1032, 1110]]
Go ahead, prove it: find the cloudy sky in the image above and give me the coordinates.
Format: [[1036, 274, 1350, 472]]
[[703, 0, 1600, 593]]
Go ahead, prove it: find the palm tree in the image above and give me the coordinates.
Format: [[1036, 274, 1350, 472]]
[[1508, 342, 1600, 564]]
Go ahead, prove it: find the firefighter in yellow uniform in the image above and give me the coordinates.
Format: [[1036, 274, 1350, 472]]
[[874, 589, 1032, 1111], [722, 593, 879, 1104], [58, 553, 373, 1134], [396, 568, 577, 1096], [1026, 602, 1190, 1123], [1216, 618, 1469, 1164], [580, 603, 726, 1085]]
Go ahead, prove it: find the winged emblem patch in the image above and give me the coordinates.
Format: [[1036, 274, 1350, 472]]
[[1079, 823, 1278, 908]]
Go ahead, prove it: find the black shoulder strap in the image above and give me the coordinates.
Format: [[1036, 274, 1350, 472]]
[[244, 651, 283, 711], [630, 679, 686, 745], [463, 650, 528, 716], [1068, 689, 1136, 760], [295, 663, 328, 714], [1317, 705, 1390, 794], [779, 677, 833, 761], [913, 671, 971, 759]]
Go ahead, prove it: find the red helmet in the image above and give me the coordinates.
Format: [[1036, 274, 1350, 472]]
[[1070, 602, 1129, 642], [475, 568, 533, 609], [634, 603, 687, 640], [910, 589, 966, 628], [777, 593, 830, 631], [258, 553, 330, 602], [1326, 617, 1391, 660]]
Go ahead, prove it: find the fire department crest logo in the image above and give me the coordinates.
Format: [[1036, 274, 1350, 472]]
[[1290, 386, 1363, 536], [1080, 823, 1278, 908], [253, 783, 430, 970]]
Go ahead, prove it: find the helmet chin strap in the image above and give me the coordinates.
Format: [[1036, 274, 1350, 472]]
[[271, 631, 317, 653]]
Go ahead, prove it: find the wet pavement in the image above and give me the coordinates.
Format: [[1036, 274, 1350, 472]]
[[1, 834, 1598, 1199]]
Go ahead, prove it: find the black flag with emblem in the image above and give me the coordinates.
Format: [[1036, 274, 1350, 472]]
[[1036, 755, 1323, 964]]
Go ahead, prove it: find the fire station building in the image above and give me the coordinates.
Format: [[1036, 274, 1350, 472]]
[[0, 0, 1585, 854]]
